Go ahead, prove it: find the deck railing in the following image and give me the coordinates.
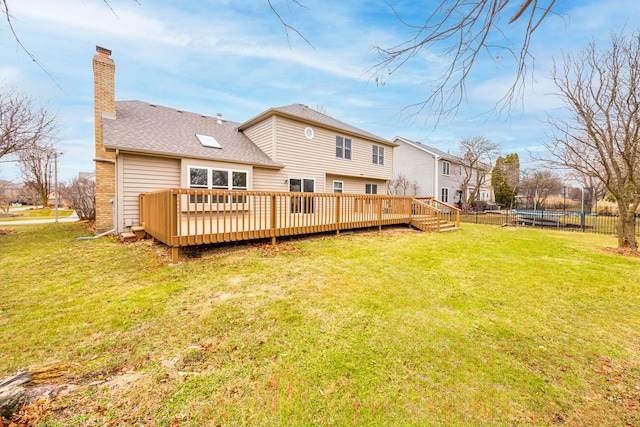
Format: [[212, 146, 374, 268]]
[[414, 197, 461, 229], [139, 189, 458, 262]]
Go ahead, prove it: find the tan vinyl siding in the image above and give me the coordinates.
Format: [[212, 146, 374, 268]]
[[273, 117, 393, 188], [326, 174, 387, 194], [253, 167, 289, 192], [242, 117, 275, 160], [121, 154, 180, 231]]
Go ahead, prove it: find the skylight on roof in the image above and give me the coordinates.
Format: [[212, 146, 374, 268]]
[[196, 133, 221, 149]]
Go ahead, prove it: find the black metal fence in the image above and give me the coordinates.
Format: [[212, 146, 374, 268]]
[[461, 209, 640, 236]]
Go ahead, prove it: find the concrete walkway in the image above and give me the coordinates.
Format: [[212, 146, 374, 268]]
[[0, 211, 80, 225]]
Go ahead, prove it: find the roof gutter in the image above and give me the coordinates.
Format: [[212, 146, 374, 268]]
[[101, 147, 284, 170]]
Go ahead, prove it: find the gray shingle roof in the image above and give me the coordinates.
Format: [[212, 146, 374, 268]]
[[240, 103, 396, 146], [394, 136, 461, 162], [103, 101, 282, 168]]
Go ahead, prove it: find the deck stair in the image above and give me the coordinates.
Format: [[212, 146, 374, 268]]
[[131, 225, 146, 239], [120, 232, 137, 241], [411, 214, 459, 232], [120, 226, 146, 241]]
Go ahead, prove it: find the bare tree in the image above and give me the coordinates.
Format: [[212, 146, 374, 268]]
[[267, 0, 312, 47], [18, 146, 56, 207], [0, 87, 57, 161], [21, 180, 43, 206], [60, 177, 95, 220], [457, 136, 500, 208], [546, 31, 640, 250], [519, 169, 562, 209], [565, 169, 607, 205], [0, 179, 20, 213], [388, 174, 420, 195], [372, 0, 558, 119]]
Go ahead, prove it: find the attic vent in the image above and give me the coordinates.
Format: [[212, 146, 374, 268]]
[[196, 133, 221, 149], [304, 127, 314, 139]]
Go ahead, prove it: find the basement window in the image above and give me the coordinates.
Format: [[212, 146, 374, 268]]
[[196, 133, 221, 149]]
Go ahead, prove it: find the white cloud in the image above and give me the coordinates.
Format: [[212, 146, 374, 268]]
[[11, 0, 187, 46], [0, 66, 23, 85]]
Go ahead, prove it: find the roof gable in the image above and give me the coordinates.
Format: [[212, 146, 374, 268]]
[[394, 136, 461, 162], [240, 104, 396, 146]]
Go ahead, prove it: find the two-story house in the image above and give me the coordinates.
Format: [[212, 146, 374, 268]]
[[392, 136, 492, 208], [93, 47, 397, 234]]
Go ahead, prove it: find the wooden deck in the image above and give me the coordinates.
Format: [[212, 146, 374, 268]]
[[139, 189, 460, 263]]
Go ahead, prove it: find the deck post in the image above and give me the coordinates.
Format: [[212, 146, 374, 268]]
[[270, 194, 277, 245], [171, 247, 179, 264], [335, 195, 341, 235], [169, 191, 178, 245]]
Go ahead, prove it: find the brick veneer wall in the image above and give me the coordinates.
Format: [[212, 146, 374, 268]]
[[93, 52, 116, 233]]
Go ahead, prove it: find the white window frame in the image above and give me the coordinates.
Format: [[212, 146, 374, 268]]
[[333, 181, 344, 193], [336, 136, 352, 160], [365, 183, 378, 194], [188, 166, 248, 206], [442, 161, 450, 176], [441, 187, 449, 203], [372, 145, 384, 165]]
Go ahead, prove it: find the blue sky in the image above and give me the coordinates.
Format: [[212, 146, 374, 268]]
[[1, 0, 638, 182]]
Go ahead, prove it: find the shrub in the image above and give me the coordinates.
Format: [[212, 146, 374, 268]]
[[60, 177, 95, 220], [470, 200, 487, 211]]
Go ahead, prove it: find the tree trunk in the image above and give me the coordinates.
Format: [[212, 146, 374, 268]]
[[616, 206, 638, 250]]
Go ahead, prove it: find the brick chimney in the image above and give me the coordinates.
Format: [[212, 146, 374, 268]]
[[93, 46, 116, 233]]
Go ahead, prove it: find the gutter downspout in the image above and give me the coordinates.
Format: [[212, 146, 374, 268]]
[[434, 154, 440, 200], [114, 149, 119, 233], [76, 227, 116, 241]]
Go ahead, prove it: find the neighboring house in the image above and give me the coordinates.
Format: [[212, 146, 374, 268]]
[[392, 136, 492, 207], [92, 47, 397, 233]]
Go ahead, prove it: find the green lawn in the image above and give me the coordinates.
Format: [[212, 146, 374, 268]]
[[1, 223, 639, 426], [0, 207, 74, 222]]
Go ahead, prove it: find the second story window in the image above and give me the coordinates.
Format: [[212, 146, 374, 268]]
[[336, 136, 352, 160], [372, 145, 384, 165], [442, 161, 450, 176]]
